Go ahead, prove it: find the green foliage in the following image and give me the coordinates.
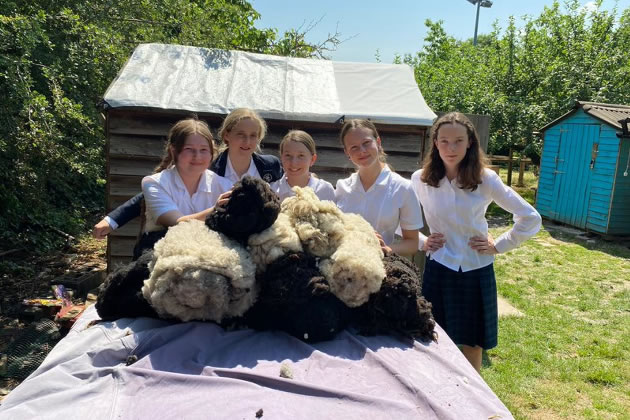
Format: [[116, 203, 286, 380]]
[[407, 0, 630, 161], [0, 0, 344, 252], [0, 10, 110, 251]]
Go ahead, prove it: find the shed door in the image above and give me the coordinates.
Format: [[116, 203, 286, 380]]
[[549, 124, 598, 228]]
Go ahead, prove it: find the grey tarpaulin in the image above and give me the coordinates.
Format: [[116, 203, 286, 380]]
[[0, 305, 512, 419], [102, 43, 437, 126]]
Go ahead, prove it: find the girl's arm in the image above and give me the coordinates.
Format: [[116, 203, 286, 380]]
[[488, 172, 542, 253], [93, 193, 144, 238], [394, 180, 423, 256], [389, 229, 419, 257]]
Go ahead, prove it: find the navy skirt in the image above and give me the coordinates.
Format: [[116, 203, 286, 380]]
[[422, 257, 498, 349]]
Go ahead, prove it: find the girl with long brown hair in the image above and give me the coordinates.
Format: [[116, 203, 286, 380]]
[[411, 112, 541, 372], [141, 118, 232, 232]]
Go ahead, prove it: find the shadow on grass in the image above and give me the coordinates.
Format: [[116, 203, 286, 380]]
[[543, 221, 630, 259]]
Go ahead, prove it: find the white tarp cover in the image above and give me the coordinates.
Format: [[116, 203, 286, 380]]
[[103, 43, 437, 126]]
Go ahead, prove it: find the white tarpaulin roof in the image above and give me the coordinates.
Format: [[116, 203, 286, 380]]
[[103, 43, 437, 126]]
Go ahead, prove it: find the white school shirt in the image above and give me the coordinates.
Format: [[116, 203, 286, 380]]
[[411, 168, 542, 272], [142, 167, 232, 232], [271, 175, 336, 202], [335, 166, 423, 246], [224, 155, 261, 185]]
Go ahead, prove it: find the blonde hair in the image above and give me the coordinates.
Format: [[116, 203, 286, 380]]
[[339, 119, 387, 163], [154, 118, 216, 173], [421, 112, 486, 191], [217, 108, 267, 153], [279, 130, 317, 156]]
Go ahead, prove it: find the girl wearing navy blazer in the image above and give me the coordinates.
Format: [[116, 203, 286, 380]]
[[211, 108, 282, 184]]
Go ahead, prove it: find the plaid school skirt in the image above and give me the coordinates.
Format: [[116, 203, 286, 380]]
[[422, 257, 498, 350]]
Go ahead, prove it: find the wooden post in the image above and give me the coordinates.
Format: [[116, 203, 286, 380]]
[[517, 159, 526, 187], [507, 148, 513, 186]]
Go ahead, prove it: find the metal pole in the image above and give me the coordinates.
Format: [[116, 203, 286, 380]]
[[473, 0, 481, 46]]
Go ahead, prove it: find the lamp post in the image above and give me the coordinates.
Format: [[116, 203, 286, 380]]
[[466, 0, 493, 46]]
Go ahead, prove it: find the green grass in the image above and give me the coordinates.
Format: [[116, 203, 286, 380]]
[[479, 169, 630, 419]]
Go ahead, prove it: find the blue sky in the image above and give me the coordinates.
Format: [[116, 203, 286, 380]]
[[250, 0, 630, 63]]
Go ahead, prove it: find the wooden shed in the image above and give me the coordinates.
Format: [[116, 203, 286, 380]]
[[536, 101, 630, 234], [101, 43, 437, 268]]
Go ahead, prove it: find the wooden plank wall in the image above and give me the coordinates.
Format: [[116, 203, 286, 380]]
[[105, 110, 428, 269]]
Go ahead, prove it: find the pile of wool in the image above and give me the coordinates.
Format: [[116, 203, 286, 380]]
[[247, 212, 303, 272], [96, 179, 437, 345], [353, 253, 437, 342], [278, 186, 386, 307], [95, 251, 158, 320], [281, 187, 345, 257], [205, 176, 280, 244], [142, 219, 257, 322], [245, 252, 351, 342], [319, 212, 385, 307], [96, 177, 279, 324]]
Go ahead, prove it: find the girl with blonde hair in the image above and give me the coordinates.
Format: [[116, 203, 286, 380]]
[[212, 108, 283, 185], [271, 130, 334, 201]]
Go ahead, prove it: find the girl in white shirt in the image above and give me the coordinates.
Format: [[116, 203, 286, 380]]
[[411, 112, 541, 372], [271, 130, 335, 202], [335, 119, 423, 257], [142, 118, 232, 232]]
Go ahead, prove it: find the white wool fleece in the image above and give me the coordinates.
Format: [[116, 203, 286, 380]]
[[281, 187, 346, 258], [319, 213, 385, 307], [247, 213, 303, 273], [143, 219, 257, 322]]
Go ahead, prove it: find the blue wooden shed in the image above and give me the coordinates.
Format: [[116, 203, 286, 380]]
[[536, 101, 630, 235]]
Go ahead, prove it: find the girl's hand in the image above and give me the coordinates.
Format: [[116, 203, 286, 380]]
[[423, 233, 445, 252], [92, 219, 112, 240], [215, 190, 232, 209], [375, 232, 393, 255], [468, 234, 498, 255]]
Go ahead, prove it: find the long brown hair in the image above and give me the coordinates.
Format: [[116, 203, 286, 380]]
[[421, 112, 486, 191], [154, 118, 216, 173], [339, 119, 387, 163]]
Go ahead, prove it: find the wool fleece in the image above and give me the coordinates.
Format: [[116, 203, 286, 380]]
[[142, 219, 257, 322]]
